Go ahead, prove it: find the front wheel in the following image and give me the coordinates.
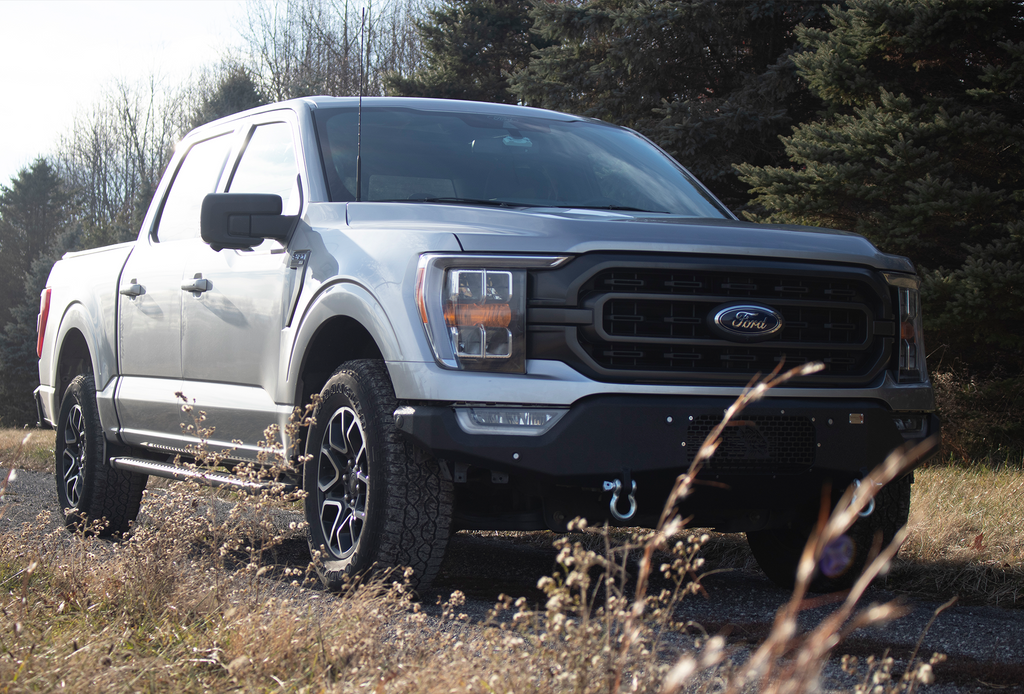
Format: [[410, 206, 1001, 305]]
[[746, 475, 911, 593], [55, 374, 147, 536], [303, 359, 453, 590]]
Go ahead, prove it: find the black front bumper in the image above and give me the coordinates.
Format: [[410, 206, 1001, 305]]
[[394, 394, 940, 484]]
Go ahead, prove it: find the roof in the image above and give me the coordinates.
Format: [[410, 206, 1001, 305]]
[[188, 96, 588, 139]]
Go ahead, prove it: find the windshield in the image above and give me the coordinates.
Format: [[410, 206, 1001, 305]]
[[313, 106, 728, 218]]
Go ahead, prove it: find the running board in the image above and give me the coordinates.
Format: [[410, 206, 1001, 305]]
[[110, 457, 297, 493]]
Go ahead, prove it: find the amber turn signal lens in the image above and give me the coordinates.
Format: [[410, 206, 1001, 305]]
[[444, 302, 512, 328]]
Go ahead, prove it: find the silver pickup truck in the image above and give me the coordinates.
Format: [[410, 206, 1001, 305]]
[[35, 97, 938, 591]]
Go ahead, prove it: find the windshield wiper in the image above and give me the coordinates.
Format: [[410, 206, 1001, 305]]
[[375, 197, 540, 208], [554, 204, 669, 214]]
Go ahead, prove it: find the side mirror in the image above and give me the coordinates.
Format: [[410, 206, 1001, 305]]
[[201, 193, 298, 251]]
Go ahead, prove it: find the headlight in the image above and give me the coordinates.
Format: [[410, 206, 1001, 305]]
[[884, 273, 926, 383], [416, 254, 569, 372]]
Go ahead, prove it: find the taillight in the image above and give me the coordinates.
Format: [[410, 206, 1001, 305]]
[[36, 288, 51, 359]]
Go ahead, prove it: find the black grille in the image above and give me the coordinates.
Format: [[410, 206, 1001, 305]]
[[686, 415, 815, 474], [602, 298, 868, 344], [584, 341, 871, 375], [584, 268, 868, 301], [527, 256, 894, 386]]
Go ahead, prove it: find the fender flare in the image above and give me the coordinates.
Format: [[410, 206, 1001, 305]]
[[52, 302, 114, 391], [286, 279, 406, 385], [47, 301, 122, 437]]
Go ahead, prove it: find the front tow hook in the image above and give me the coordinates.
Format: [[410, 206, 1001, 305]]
[[603, 478, 638, 522]]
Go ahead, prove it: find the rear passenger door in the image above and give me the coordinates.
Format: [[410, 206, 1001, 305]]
[[116, 131, 234, 451]]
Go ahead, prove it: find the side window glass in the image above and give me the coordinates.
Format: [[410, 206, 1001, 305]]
[[228, 122, 300, 215], [155, 134, 231, 242]]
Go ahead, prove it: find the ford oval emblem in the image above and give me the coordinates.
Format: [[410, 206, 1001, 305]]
[[710, 304, 784, 343]]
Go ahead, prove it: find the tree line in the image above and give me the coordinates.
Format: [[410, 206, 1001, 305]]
[[1, 0, 1021, 442], [0, 0, 427, 425]]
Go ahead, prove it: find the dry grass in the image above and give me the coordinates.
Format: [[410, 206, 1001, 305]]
[[888, 463, 1024, 606], [7, 426, 1021, 610], [687, 463, 1024, 608], [0, 365, 951, 693], [0, 428, 54, 472]]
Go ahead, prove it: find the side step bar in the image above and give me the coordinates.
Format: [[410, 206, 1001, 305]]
[[110, 457, 297, 493]]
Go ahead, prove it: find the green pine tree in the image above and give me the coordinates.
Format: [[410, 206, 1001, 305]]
[[0, 226, 85, 426], [510, 0, 839, 206], [0, 160, 72, 328], [736, 0, 1024, 370], [385, 0, 545, 103], [189, 65, 268, 131], [0, 161, 78, 426]]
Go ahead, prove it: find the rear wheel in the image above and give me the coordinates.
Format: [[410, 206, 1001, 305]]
[[303, 359, 453, 590], [747, 475, 911, 592], [55, 374, 147, 536]]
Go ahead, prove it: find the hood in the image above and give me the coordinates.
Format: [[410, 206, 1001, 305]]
[[344, 203, 916, 273]]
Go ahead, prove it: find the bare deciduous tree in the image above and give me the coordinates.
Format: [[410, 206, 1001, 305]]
[[53, 77, 184, 246], [241, 0, 428, 99]]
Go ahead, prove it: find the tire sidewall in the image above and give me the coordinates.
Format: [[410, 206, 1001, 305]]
[[54, 375, 105, 527], [303, 367, 390, 585], [748, 475, 912, 592]]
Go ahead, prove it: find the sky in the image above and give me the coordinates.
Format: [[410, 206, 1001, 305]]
[[0, 0, 252, 186]]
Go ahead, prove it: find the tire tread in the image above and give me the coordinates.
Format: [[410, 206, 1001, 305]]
[[56, 374, 147, 536], [306, 359, 453, 590]]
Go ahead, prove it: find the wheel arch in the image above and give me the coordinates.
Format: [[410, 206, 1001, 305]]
[[48, 302, 123, 440], [52, 301, 115, 393], [294, 315, 386, 412], [56, 328, 93, 400], [288, 279, 407, 415]]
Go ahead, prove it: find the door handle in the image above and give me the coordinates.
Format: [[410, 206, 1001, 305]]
[[119, 280, 145, 297], [181, 276, 211, 294]]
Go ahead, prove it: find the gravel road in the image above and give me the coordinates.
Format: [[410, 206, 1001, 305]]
[[3, 467, 1022, 693]]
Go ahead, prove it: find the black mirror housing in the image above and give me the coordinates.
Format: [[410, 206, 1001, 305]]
[[201, 193, 298, 250]]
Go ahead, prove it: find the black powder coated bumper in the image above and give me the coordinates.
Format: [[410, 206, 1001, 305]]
[[394, 394, 940, 484]]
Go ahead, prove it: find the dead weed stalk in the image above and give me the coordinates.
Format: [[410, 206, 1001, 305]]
[[0, 366, 947, 693]]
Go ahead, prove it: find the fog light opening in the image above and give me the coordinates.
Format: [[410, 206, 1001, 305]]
[[455, 407, 568, 436]]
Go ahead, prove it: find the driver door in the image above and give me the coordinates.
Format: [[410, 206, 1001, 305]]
[[179, 116, 307, 460]]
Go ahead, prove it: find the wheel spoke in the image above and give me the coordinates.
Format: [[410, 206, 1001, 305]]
[[321, 499, 344, 554], [329, 411, 349, 455], [63, 449, 81, 505], [60, 404, 86, 507], [317, 445, 342, 492], [337, 511, 354, 532], [62, 452, 79, 483], [315, 405, 370, 560], [344, 415, 365, 464]]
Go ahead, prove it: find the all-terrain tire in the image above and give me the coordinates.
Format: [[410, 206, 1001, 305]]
[[303, 359, 454, 590], [746, 475, 911, 592], [55, 374, 148, 536]]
